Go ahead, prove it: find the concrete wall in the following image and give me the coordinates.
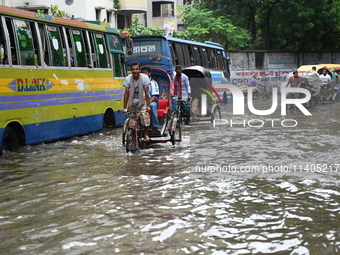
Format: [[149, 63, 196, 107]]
[[230, 51, 340, 90]]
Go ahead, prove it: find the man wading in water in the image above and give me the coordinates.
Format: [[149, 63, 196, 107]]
[[123, 61, 151, 142]]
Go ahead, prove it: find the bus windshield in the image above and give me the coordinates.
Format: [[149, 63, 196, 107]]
[[132, 40, 162, 55]]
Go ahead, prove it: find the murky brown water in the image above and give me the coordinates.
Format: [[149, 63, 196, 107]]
[[1, 99, 340, 254]]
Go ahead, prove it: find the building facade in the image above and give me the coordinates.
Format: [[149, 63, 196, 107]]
[[1, 0, 188, 31]]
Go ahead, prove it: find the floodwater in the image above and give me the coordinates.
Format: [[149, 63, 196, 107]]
[[1, 98, 340, 254]]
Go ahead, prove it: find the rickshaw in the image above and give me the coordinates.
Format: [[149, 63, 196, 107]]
[[297, 64, 340, 104], [182, 66, 222, 123], [122, 68, 179, 153], [317, 68, 339, 103]]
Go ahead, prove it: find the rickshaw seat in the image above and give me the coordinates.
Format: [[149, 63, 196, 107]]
[[157, 100, 169, 117]]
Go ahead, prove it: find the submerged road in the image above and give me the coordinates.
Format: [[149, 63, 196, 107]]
[[1, 99, 340, 254]]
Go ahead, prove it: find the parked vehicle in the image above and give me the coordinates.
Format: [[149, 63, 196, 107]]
[[0, 6, 127, 155], [301, 71, 320, 108], [297, 64, 340, 73], [123, 35, 232, 105]]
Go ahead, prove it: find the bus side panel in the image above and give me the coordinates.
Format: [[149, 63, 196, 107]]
[[0, 68, 125, 146], [23, 114, 104, 145], [113, 78, 127, 126], [114, 110, 125, 126]]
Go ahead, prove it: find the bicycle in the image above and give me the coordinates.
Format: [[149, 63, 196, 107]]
[[122, 108, 147, 153], [257, 84, 270, 99], [169, 98, 186, 146], [179, 99, 191, 125]]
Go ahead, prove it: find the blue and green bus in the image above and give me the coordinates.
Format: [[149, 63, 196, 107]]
[[123, 35, 232, 105], [0, 6, 127, 155]]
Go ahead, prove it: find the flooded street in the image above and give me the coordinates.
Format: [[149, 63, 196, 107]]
[[1, 99, 340, 254]]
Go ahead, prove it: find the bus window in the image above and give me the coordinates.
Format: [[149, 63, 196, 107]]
[[201, 47, 209, 68], [5, 18, 18, 65], [193, 46, 202, 66], [169, 42, 177, 66], [71, 29, 87, 67], [216, 50, 225, 70], [83, 31, 92, 67], [173, 42, 185, 66], [207, 48, 216, 69], [94, 33, 109, 68], [64, 28, 75, 66], [113, 53, 126, 77], [0, 19, 5, 64], [38, 24, 49, 66], [14, 20, 35, 66], [29, 22, 43, 66], [213, 49, 220, 69], [46, 25, 65, 66], [88, 32, 98, 67], [182, 43, 191, 66], [187, 45, 196, 66]]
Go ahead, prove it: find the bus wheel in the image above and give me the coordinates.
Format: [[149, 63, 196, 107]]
[[2, 127, 19, 152], [104, 109, 116, 128]]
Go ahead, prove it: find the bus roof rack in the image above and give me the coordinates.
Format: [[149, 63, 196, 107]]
[[205, 41, 223, 48]]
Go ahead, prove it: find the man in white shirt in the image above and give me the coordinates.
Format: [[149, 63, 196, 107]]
[[173, 65, 191, 124], [123, 61, 151, 142], [173, 65, 191, 100], [319, 69, 332, 86]]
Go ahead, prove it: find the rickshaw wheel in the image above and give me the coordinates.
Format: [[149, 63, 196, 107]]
[[335, 94, 340, 103], [139, 133, 147, 149], [211, 106, 221, 124], [171, 121, 182, 146], [126, 130, 138, 153], [309, 97, 316, 108], [122, 133, 126, 145]]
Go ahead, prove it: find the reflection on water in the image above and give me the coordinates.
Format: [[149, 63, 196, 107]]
[[0, 100, 340, 254]]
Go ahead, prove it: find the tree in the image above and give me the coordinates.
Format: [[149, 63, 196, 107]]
[[194, 0, 258, 46], [188, 0, 340, 51], [49, 4, 66, 17], [120, 16, 165, 36], [179, 3, 251, 50], [121, 0, 340, 51]]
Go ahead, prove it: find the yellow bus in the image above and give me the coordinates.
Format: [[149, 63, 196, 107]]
[[0, 6, 127, 155]]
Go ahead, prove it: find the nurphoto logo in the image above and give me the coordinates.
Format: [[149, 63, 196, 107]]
[[200, 85, 312, 128]]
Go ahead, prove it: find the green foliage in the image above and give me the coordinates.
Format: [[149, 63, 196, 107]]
[[114, 0, 121, 10], [120, 16, 193, 41], [119, 0, 340, 50], [49, 4, 66, 17], [191, 0, 340, 51], [179, 4, 251, 50], [120, 16, 165, 36], [36, 9, 45, 14]]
